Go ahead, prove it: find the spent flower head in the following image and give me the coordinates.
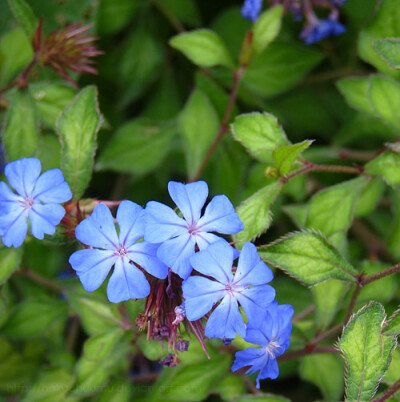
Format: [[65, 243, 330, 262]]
[[69, 201, 168, 303], [182, 241, 275, 339], [0, 158, 72, 248], [144, 181, 244, 280]]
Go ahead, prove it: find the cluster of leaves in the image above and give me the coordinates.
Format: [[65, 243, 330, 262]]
[[1, 0, 400, 401]]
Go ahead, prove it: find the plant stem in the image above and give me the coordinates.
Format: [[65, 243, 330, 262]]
[[311, 323, 343, 345], [343, 284, 362, 325], [373, 378, 400, 402], [277, 346, 339, 362], [189, 66, 246, 182], [16, 268, 64, 294], [362, 263, 400, 286], [293, 305, 315, 323], [282, 161, 364, 184], [0, 59, 37, 94], [152, 0, 185, 33]]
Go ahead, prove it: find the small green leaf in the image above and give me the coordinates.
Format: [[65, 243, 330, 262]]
[[169, 29, 234, 68], [2, 300, 68, 338], [0, 247, 22, 285], [232, 112, 288, 163], [338, 301, 397, 402], [313, 280, 349, 330], [281, 204, 308, 229], [368, 75, 400, 129], [354, 177, 385, 217], [258, 231, 357, 286], [300, 354, 344, 401], [366, 151, 400, 186], [179, 89, 220, 177], [3, 89, 39, 161], [211, 374, 246, 401], [306, 177, 367, 237], [30, 82, 76, 128], [8, 0, 38, 39], [97, 378, 133, 402], [374, 38, 400, 69], [337, 77, 374, 114], [234, 182, 283, 246], [57, 86, 102, 200], [382, 306, 400, 336], [273, 140, 313, 176], [97, 119, 176, 175], [252, 5, 283, 55]]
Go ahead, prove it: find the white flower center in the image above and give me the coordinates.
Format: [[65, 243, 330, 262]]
[[19, 196, 35, 210], [265, 339, 281, 358], [187, 222, 200, 236], [225, 282, 237, 295], [115, 246, 128, 257]]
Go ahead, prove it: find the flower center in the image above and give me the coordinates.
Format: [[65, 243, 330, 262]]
[[19, 196, 35, 210], [115, 246, 128, 257], [225, 282, 236, 295], [265, 339, 281, 358], [187, 222, 199, 236]]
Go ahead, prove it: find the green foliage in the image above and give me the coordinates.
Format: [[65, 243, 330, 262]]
[[57, 86, 102, 200], [3, 89, 39, 161], [259, 232, 357, 286], [169, 29, 234, 68], [366, 150, 400, 186], [273, 140, 312, 176], [7, 0, 38, 39], [338, 301, 397, 402], [374, 38, 400, 69], [0, 247, 22, 285], [382, 306, 400, 336]]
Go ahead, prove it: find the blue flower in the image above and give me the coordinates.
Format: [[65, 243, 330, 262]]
[[182, 241, 275, 339], [0, 158, 72, 248], [69, 201, 168, 303], [144, 181, 244, 280], [300, 18, 346, 44], [241, 0, 263, 22], [232, 301, 294, 388]]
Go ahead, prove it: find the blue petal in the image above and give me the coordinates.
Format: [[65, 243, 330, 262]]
[[241, 0, 262, 22], [244, 327, 269, 347], [195, 232, 221, 250], [190, 240, 234, 284], [127, 241, 168, 279], [0, 182, 20, 204], [234, 242, 273, 286], [117, 200, 144, 247], [156, 233, 196, 279], [5, 158, 42, 197], [259, 358, 279, 382], [144, 201, 187, 243], [29, 203, 66, 239], [232, 347, 267, 375], [236, 284, 275, 324], [32, 168, 72, 203], [168, 181, 208, 223], [75, 203, 119, 250], [197, 195, 244, 234], [69, 249, 116, 293], [205, 295, 245, 339], [0, 206, 28, 248], [107, 257, 150, 303], [182, 276, 225, 320]]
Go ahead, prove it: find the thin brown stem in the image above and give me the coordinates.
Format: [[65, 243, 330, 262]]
[[277, 346, 339, 362], [189, 66, 246, 182], [373, 378, 400, 402], [311, 323, 343, 345], [293, 305, 315, 323], [362, 263, 400, 286], [153, 0, 185, 33], [0, 59, 37, 94], [16, 268, 64, 294], [344, 284, 362, 325]]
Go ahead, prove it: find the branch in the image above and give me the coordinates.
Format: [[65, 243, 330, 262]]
[[373, 378, 400, 402], [361, 263, 400, 286], [277, 346, 339, 362]]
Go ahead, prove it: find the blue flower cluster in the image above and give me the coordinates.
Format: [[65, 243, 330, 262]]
[[0, 158, 293, 388], [300, 18, 345, 45]]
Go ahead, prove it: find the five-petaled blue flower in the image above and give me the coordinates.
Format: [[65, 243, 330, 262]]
[[182, 241, 275, 339], [69, 201, 168, 303], [144, 181, 244, 280], [232, 301, 294, 388], [0, 158, 72, 248], [300, 18, 346, 45], [241, 0, 263, 23]]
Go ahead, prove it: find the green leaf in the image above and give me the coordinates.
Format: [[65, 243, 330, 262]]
[[161, 0, 201, 26], [57, 86, 102, 200], [281, 204, 308, 229], [179, 89, 219, 177], [3, 89, 39, 161], [252, 5, 283, 56], [169, 29, 234, 68], [358, 0, 400, 78], [30, 82, 76, 128], [338, 301, 397, 402], [300, 354, 344, 401], [21, 367, 74, 402], [232, 112, 288, 163], [0, 247, 22, 285], [368, 75, 400, 129], [382, 306, 400, 336], [374, 38, 400, 69], [37, 135, 62, 171], [313, 280, 349, 330], [70, 329, 129, 397], [273, 140, 313, 176], [234, 182, 283, 247], [354, 177, 385, 217], [97, 119, 176, 175], [150, 354, 231, 401], [234, 395, 290, 402], [366, 151, 400, 186], [306, 177, 367, 237], [2, 300, 68, 338], [337, 77, 374, 114], [8, 0, 38, 39], [258, 231, 357, 286], [97, 378, 133, 402], [211, 374, 246, 401], [242, 42, 323, 98]]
